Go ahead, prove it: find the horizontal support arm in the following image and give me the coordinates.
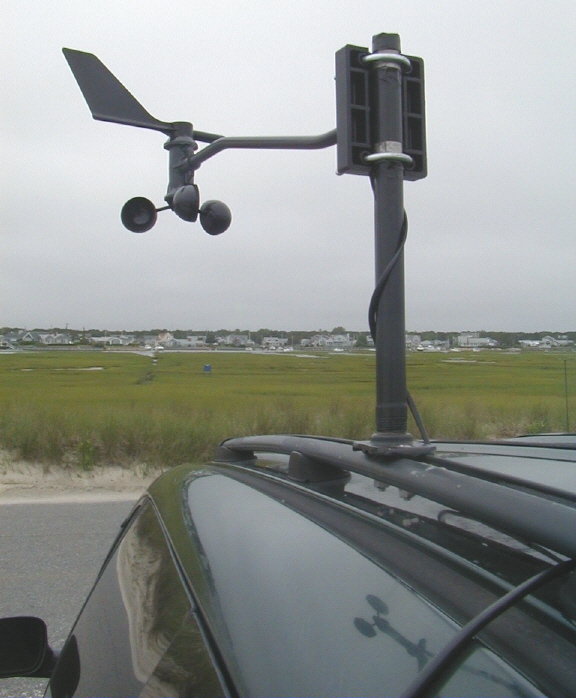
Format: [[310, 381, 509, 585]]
[[189, 129, 337, 169], [194, 130, 225, 144]]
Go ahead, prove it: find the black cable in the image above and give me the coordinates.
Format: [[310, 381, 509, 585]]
[[407, 389, 431, 445], [368, 212, 408, 342], [400, 557, 576, 698], [368, 213, 431, 444]]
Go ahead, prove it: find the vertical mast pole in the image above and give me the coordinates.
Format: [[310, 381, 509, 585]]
[[370, 33, 410, 443]]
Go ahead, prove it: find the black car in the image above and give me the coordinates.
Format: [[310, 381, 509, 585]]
[[3, 36, 576, 697], [2, 431, 576, 697]]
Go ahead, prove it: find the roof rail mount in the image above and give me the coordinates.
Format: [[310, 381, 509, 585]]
[[353, 439, 436, 459]]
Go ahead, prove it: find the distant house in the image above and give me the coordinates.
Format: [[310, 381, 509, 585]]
[[458, 333, 498, 348], [522, 336, 575, 350], [90, 334, 133, 346], [91, 335, 117, 345], [541, 335, 573, 348], [311, 334, 332, 347], [39, 332, 73, 345], [187, 336, 206, 347], [4, 329, 26, 344], [165, 336, 206, 348], [142, 335, 159, 347], [420, 339, 449, 351], [262, 336, 288, 349], [541, 336, 559, 349], [222, 334, 249, 347], [158, 332, 176, 348], [20, 331, 41, 343], [306, 333, 358, 349], [332, 333, 353, 348]]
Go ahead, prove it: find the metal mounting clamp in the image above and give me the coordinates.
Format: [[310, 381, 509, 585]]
[[364, 152, 414, 167], [362, 52, 412, 71], [364, 141, 415, 168]]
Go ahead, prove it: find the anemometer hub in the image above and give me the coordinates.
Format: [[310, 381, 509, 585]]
[[172, 185, 200, 222]]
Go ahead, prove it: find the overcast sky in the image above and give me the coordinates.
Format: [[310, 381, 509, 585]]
[[1, 1, 574, 333]]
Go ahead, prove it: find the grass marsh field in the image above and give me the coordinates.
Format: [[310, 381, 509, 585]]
[[1, 349, 574, 469]]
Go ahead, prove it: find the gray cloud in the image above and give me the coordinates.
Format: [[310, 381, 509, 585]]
[[2, 0, 575, 331]]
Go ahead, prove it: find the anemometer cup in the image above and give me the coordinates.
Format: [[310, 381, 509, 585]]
[[199, 200, 232, 235], [121, 197, 158, 233]]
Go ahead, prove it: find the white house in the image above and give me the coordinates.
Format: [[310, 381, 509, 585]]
[[222, 334, 250, 347], [406, 334, 421, 349], [157, 332, 176, 348], [458, 333, 498, 348], [310, 334, 332, 347], [39, 332, 73, 345], [541, 335, 573, 348], [332, 333, 353, 348], [91, 335, 118, 345], [262, 336, 288, 348]]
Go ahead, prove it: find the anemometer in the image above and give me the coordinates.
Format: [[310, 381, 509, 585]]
[[64, 34, 429, 449]]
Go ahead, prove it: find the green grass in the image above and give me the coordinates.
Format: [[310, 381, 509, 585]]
[[0, 349, 573, 468]]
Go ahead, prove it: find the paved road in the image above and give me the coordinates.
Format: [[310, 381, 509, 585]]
[[0, 496, 138, 698]]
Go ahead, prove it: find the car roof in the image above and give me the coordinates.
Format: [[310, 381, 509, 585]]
[[148, 434, 576, 696]]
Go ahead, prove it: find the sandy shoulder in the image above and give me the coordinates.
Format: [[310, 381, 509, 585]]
[[0, 452, 163, 503]]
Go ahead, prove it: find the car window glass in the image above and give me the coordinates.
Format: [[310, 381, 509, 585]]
[[436, 641, 545, 697], [50, 500, 223, 698], [141, 612, 223, 698], [185, 472, 483, 697], [470, 595, 576, 698]]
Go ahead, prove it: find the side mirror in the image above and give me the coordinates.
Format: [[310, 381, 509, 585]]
[[0, 616, 56, 679]]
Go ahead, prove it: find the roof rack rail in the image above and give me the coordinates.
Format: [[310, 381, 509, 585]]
[[217, 434, 576, 559], [433, 437, 576, 454]]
